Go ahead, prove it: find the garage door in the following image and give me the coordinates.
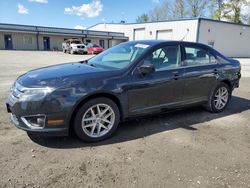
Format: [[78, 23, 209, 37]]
[[134, 28, 145, 40], [156, 30, 173, 40]]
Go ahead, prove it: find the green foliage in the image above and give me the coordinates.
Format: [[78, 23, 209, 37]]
[[210, 0, 250, 23], [136, 0, 208, 22], [135, 0, 250, 24], [186, 0, 208, 18], [136, 13, 150, 23], [209, 0, 224, 20], [149, 1, 171, 21], [172, 0, 187, 19]]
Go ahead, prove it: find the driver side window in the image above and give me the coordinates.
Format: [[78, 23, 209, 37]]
[[142, 45, 181, 72]]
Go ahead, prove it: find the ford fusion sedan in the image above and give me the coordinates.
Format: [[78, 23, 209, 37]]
[[6, 40, 241, 142]]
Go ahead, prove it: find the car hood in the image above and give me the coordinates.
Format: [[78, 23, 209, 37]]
[[17, 62, 109, 88], [71, 44, 84, 47], [93, 47, 103, 50]]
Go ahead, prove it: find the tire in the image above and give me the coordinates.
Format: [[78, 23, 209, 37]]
[[205, 82, 231, 113], [73, 97, 120, 142]]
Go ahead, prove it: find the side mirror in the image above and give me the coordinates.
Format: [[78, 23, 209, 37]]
[[138, 64, 155, 75]]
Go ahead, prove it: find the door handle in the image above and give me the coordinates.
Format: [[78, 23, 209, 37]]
[[173, 72, 180, 80]]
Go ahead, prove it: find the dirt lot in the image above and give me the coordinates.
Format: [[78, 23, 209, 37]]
[[0, 51, 250, 188]]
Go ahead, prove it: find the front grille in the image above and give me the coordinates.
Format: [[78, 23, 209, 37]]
[[77, 46, 85, 49]]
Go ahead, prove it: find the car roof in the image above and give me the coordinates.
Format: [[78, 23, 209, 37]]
[[125, 40, 218, 53], [125, 40, 203, 46], [66, 39, 82, 42], [124, 40, 227, 59]]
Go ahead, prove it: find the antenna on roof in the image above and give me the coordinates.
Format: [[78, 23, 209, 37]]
[[180, 28, 190, 41]]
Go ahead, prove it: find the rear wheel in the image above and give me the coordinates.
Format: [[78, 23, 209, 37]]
[[74, 97, 120, 142], [206, 83, 230, 113]]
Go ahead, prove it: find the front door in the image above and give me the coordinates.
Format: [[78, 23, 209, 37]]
[[128, 45, 185, 115], [4, 35, 13, 50], [43, 37, 50, 50], [182, 45, 219, 103]]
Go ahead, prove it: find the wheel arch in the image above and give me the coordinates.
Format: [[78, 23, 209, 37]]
[[220, 79, 232, 92], [68, 92, 123, 134]]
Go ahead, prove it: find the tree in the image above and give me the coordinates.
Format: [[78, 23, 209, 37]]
[[222, 0, 250, 23], [210, 0, 224, 20], [149, 0, 171, 21], [172, 0, 186, 19], [209, 0, 250, 24], [186, 0, 208, 18], [136, 13, 150, 23]]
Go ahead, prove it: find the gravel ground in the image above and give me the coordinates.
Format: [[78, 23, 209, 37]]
[[0, 51, 250, 188]]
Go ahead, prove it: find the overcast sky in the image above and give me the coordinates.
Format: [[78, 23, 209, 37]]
[[0, 0, 163, 29]]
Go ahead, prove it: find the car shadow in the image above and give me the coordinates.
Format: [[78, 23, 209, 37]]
[[28, 96, 250, 149]]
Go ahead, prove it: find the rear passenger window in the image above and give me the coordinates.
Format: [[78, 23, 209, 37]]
[[185, 47, 216, 66]]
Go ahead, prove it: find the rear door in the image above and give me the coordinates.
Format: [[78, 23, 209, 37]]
[[182, 44, 219, 103]]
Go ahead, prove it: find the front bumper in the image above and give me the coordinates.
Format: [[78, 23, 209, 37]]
[[93, 50, 103, 54], [6, 95, 69, 136], [9, 112, 68, 136], [73, 48, 86, 54]]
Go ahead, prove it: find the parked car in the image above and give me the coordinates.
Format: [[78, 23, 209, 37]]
[[6, 40, 241, 142], [86, 43, 104, 54], [62, 39, 87, 54]]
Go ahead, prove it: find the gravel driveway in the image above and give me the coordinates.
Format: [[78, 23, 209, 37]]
[[0, 51, 249, 188]]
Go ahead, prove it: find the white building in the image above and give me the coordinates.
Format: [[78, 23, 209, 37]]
[[0, 23, 128, 51], [88, 18, 250, 57]]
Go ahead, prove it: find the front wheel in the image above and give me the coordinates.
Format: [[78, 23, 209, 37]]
[[74, 97, 120, 142], [206, 83, 230, 113]]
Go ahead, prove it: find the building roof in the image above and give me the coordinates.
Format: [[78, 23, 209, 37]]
[[88, 18, 250, 29], [0, 23, 128, 40]]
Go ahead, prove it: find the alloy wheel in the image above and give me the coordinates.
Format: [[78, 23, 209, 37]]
[[214, 87, 229, 110], [81, 104, 115, 138]]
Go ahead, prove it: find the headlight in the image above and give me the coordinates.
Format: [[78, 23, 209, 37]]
[[19, 87, 54, 101], [10, 82, 54, 101]]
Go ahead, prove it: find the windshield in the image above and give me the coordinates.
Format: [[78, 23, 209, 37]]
[[72, 41, 81, 44], [87, 42, 150, 70]]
